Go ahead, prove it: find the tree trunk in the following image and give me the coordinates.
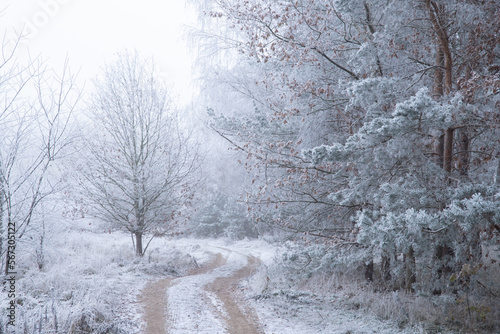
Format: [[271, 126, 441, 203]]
[[433, 47, 444, 98], [405, 246, 416, 293], [458, 129, 469, 176], [134, 191, 145, 256], [433, 243, 454, 294], [469, 229, 482, 264], [135, 231, 143, 256], [426, 0, 457, 296], [431, 34, 445, 169], [426, 0, 453, 94], [381, 253, 392, 283], [365, 258, 374, 282], [443, 127, 454, 174], [36, 219, 46, 270], [434, 132, 444, 168], [435, 244, 453, 277], [494, 158, 500, 186]]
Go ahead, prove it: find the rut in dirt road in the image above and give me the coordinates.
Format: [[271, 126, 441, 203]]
[[205, 255, 263, 334], [140, 253, 226, 334], [140, 277, 173, 334]]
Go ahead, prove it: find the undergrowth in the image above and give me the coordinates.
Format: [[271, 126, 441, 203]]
[[263, 242, 500, 333], [0, 225, 197, 333]]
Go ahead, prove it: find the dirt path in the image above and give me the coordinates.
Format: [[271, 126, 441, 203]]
[[140, 250, 262, 334], [140, 277, 173, 334], [205, 255, 263, 334], [140, 253, 226, 334]]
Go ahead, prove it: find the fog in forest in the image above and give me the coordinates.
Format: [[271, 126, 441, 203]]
[[0, 1, 499, 333]]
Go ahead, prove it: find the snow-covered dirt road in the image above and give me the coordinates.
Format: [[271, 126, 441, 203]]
[[138, 239, 422, 334], [141, 244, 264, 334]]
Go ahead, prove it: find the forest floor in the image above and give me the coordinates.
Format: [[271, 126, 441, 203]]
[[136, 239, 423, 334]]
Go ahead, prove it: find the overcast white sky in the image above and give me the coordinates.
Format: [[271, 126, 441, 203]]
[[1, 0, 198, 105]]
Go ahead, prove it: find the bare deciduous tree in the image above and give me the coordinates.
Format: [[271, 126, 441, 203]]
[[78, 50, 200, 256], [0, 34, 80, 275]]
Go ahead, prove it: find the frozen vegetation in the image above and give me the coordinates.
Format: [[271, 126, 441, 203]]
[[0, 222, 464, 333], [1, 0, 500, 333]]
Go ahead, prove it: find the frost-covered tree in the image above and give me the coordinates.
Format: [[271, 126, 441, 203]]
[[194, 0, 500, 293], [301, 1, 500, 291], [191, 185, 258, 240], [0, 38, 79, 276], [193, 0, 412, 243], [77, 51, 200, 256], [304, 87, 500, 291]]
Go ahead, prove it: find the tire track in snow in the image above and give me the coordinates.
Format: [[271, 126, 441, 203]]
[[205, 254, 264, 334], [167, 252, 229, 333], [141, 246, 264, 334], [141, 253, 226, 334]]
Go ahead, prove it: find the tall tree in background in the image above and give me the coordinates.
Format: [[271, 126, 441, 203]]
[[78, 51, 200, 256]]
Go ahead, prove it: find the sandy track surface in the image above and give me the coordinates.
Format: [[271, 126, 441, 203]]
[[140, 277, 173, 334], [140, 248, 263, 334], [206, 254, 263, 334]]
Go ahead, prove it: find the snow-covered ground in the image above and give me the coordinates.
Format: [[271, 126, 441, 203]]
[[158, 239, 424, 334], [3, 227, 438, 333], [146, 239, 268, 333], [165, 248, 233, 333]]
